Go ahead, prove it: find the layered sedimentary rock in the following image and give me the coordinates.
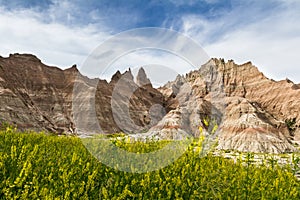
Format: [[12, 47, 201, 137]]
[[153, 58, 299, 153], [83, 68, 165, 134], [0, 54, 165, 134], [0, 53, 77, 133], [1, 53, 299, 153], [217, 96, 295, 153]]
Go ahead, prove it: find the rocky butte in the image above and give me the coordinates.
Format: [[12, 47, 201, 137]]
[[0, 54, 299, 154]]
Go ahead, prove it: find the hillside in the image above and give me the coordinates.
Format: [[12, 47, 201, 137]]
[[0, 53, 299, 153]]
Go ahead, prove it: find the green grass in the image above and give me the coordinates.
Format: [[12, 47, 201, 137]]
[[0, 130, 300, 199]]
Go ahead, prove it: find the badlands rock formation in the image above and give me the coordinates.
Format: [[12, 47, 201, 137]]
[[151, 58, 299, 153], [0, 53, 76, 133], [0, 53, 299, 153], [0, 53, 165, 134]]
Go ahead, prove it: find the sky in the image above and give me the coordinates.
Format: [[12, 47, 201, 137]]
[[0, 0, 299, 83]]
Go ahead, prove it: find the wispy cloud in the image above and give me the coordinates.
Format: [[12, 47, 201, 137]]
[[180, 0, 300, 82], [80, 28, 209, 84], [0, 5, 108, 68]]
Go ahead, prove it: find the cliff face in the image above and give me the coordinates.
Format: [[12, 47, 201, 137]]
[[214, 58, 300, 124], [153, 58, 299, 153], [213, 59, 299, 152], [0, 54, 165, 134], [0, 53, 76, 133]]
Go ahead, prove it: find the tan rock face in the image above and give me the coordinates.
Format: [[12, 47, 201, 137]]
[[218, 97, 295, 153], [213, 58, 299, 123], [92, 69, 165, 134], [145, 97, 222, 140], [0, 54, 165, 134], [153, 58, 299, 153], [0, 53, 76, 133], [211, 58, 300, 148]]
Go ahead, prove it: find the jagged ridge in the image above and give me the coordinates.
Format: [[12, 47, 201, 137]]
[[0, 54, 299, 153]]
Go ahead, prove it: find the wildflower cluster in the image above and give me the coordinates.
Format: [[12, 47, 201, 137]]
[[0, 130, 299, 199]]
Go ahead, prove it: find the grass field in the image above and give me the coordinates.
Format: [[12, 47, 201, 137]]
[[0, 128, 300, 199]]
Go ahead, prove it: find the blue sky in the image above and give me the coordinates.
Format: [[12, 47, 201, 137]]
[[0, 0, 232, 30], [0, 0, 299, 82]]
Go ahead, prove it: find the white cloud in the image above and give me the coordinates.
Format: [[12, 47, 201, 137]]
[[181, 1, 300, 83], [79, 28, 209, 84], [0, 6, 108, 69]]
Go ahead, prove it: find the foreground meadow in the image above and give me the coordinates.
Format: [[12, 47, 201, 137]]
[[0, 128, 299, 199]]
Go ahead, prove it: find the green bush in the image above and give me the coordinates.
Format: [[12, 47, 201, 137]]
[[285, 118, 297, 133]]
